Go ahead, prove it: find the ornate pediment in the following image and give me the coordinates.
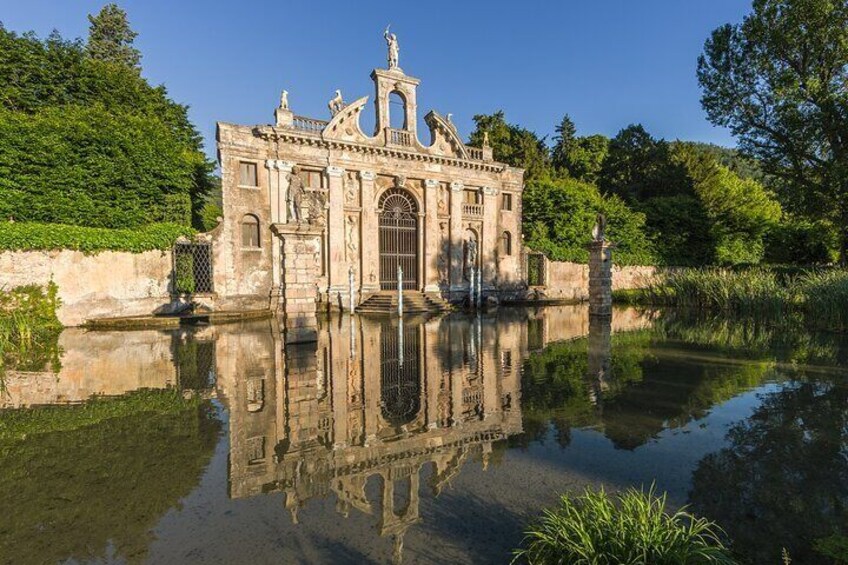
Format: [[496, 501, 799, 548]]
[[322, 95, 371, 143], [424, 111, 469, 160]]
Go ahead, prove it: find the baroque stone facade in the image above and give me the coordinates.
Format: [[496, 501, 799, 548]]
[[215, 37, 525, 311]]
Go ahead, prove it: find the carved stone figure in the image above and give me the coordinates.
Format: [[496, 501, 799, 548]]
[[344, 173, 357, 205], [307, 189, 327, 226], [591, 213, 607, 242], [287, 166, 305, 223], [464, 236, 478, 280], [384, 25, 399, 70], [437, 186, 448, 215], [345, 215, 358, 257], [280, 89, 289, 110], [482, 131, 490, 148], [438, 222, 449, 284], [328, 90, 344, 116]]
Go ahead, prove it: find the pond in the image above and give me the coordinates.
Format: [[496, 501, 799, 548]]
[[1, 305, 846, 564]]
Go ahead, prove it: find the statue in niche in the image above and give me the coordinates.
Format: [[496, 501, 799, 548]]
[[384, 25, 399, 70], [287, 166, 305, 223], [328, 89, 344, 116], [437, 186, 448, 215], [344, 173, 357, 205], [591, 213, 607, 242], [464, 236, 478, 280], [279, 89, 289, 110], [345, 215, 358, 257]]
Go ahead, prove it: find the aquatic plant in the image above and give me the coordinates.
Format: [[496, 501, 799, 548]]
[[0, 283, 62, 376], [513, 484, 734, 564]]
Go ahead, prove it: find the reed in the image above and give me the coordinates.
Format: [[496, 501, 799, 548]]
[[513, 484, 735, 564]]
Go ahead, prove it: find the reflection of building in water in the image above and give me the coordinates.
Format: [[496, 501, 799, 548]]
[[218, 313, 526, 562]]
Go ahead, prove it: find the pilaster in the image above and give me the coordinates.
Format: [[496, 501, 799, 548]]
[[481, 185, 499, 292], [449, 181, 464, 293], [359, 171, 379, 294], [423, 179, 441, 293], [326, 165, 347, 308]]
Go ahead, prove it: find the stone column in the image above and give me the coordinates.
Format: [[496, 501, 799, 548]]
[[274, 223, 323, 344], [449, 181, 464, 297], [359, 170, 379, 294], [481, 186, 498, 294], [587, 241, 615, 317], [423, 179, 441, 293], [326, 165, 347, 309]]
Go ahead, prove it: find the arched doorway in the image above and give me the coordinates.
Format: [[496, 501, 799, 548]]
[[378, 188, 418, 290]]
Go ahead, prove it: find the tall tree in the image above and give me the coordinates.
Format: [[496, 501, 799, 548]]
[[86, 3, 141, 70], [551, 114, 577, 172], [599, 124, 677, 201], [468, 111, 552, 181], [697, 0, 848, 262]]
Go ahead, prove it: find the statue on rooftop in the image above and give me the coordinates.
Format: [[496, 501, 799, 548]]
[[279, 89, 289, 110], [384, 25, 399, 70], [328, 90, 344, 116]]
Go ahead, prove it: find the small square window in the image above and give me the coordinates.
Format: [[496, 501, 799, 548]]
[[239, 161, 258, 187], [501, 193, 513, 211], [464, 189, 481, 204]]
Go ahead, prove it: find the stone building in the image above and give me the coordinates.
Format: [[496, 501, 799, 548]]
[[214, 33, 525, 314]]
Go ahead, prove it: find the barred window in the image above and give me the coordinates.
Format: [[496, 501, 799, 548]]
[[241, 214, 260, 248], [500, 231, 512, 256], [501, 192, 513, 211], [239, 161, 258, 187]]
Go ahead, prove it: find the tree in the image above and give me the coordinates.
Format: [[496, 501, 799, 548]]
[[468, 111, 552, 181], [86, 3, 141, 70], [564, 134, 610, 185], [599, 124, 678, 201], [551, 114, 577, 172], [698, 0, 848, 263]]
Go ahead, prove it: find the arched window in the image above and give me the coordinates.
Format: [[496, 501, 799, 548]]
[[500, 231, 512, 256], [241, 214, 260, 248], [389, 91, 407, 130]]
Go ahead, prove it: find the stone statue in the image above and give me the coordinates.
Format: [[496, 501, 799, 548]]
[[464, 237, 478, 280], [279, 89, 289, 110], [482, 131, 490, 148], [287, 166, 305, 223], [384, 25, 399, 70], [328, 89, 344, 116], [306, 188, 327, 226], [591, 213, 607, 242], [345, 214, 358, 257]]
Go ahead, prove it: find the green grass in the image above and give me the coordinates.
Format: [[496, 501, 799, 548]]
[[0, 283, 63, 377], [616, 267, 848, 332], [513, 485, 735, 565]]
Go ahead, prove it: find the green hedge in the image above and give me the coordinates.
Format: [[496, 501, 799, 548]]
[[0, 222, 194, 253]]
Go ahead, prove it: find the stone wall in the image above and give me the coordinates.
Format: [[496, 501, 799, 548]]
[[0, 249, 173, 326], [537, 258, 657, 302]]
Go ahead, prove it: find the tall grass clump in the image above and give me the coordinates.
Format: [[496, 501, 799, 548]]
[[0, 283, 62, 377], [513, 485, 735, 565], [648, 268, 789, 316], [797, 270, 848, 332]]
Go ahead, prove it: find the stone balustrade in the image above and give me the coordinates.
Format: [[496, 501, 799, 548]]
[[462, 203, 484, 218]]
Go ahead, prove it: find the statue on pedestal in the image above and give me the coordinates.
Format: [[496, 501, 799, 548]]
[[279, 89, 289, 110], [591, 213, 606, 242], [384, 25, 399, 70], [328, 90, 344, 116], [464, 237, 478, 280], [287, 166, 305, 223]]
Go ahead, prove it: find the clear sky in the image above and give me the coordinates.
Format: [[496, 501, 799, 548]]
[[0, 0, 752, 159]]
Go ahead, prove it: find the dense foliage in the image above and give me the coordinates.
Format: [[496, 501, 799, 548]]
[[523, 179, 655, 265], [514, 485, 734, 564], [0, 10, 214, 230], [698, 0, 848, 263], [0, 221, 193, 253], [0, 283, 61, 375]]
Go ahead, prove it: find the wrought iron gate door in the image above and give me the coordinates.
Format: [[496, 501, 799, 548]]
[[379, 188, 418, 290]]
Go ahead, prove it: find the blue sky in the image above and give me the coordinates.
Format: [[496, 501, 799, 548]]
[[0, 1, 751, 159]]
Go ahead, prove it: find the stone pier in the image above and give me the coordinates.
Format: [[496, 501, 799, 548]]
[[587, 240, 615, 317], [273, 223, 323, 343]]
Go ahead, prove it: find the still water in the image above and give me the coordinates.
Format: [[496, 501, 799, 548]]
[[1, 306, 846, 564]]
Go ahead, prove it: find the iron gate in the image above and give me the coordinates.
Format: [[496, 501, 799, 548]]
[[378, 188, 418, 290]]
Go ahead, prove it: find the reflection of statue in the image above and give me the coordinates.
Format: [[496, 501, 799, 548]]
[[328, 89, 344, 116], [591, 213, 606, 242], [279, 89, 289, 110], [287, 166, 305, 223], [464, 237, 478, 280], [384, 25, 399, 70]]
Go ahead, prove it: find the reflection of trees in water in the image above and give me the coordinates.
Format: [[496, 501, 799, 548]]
[[689, 381, 848, 564], [515, 323, 782, 451], [0, 394, 221, 564]]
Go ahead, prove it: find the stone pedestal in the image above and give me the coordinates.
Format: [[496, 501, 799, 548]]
[[586, 240, 615, 317], [273, 223, 324, 344]]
